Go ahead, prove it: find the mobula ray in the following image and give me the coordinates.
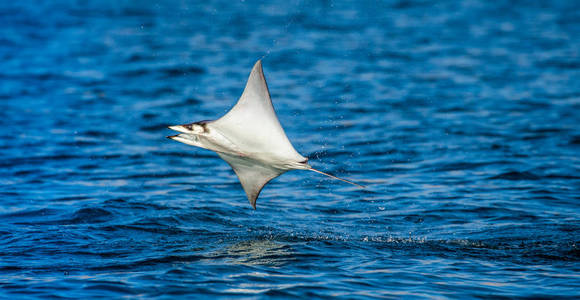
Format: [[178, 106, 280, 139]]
[[168, 60, 362, 209]]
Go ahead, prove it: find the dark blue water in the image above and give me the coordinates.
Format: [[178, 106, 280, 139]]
[[1, 0, 579, 298]]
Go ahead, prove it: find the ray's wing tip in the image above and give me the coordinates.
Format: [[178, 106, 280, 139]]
[[249, 197, 257, 210], [252, 59, 263, 71]]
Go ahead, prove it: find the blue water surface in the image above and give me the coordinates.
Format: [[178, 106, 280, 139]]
[[1, 0, 579, 298]]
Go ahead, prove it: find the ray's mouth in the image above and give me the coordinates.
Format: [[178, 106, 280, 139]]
[[166, 132, 200, 145]]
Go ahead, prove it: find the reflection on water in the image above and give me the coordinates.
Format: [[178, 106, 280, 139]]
[[219, 239, 295, 267]]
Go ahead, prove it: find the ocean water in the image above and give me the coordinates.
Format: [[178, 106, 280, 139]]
[[1, 0, 579, 298]]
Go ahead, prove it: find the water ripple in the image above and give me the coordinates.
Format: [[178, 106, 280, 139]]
[[1, 0, 579, 298]]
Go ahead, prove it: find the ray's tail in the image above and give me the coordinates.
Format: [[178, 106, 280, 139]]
[[308, 168, 365, 188]]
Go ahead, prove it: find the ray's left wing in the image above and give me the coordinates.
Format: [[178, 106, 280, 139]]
[[211, 60, 306, 163]]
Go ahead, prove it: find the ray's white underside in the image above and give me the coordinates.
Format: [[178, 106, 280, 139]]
[[168, 60, 362, 209]]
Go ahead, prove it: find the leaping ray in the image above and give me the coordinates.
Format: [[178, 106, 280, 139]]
[[168, 60, 363, 209]]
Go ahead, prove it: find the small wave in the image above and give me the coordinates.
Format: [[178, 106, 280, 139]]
[[65, 208, 113, 225], [569, 135, 580, 145], [140, 123, 169, 132], [159, 66, 205, 77], [1, 208, 60, 219], [489, 171, 541, 180], [52, 196, 94, 202], [118, 65, 205, 78]]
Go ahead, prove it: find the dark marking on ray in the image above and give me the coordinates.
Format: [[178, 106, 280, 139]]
[[195, 121, 211, 133]]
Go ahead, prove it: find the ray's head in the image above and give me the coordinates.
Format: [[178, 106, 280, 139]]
[[167, 121, 210, 147], [168, 121, 210, 135]]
